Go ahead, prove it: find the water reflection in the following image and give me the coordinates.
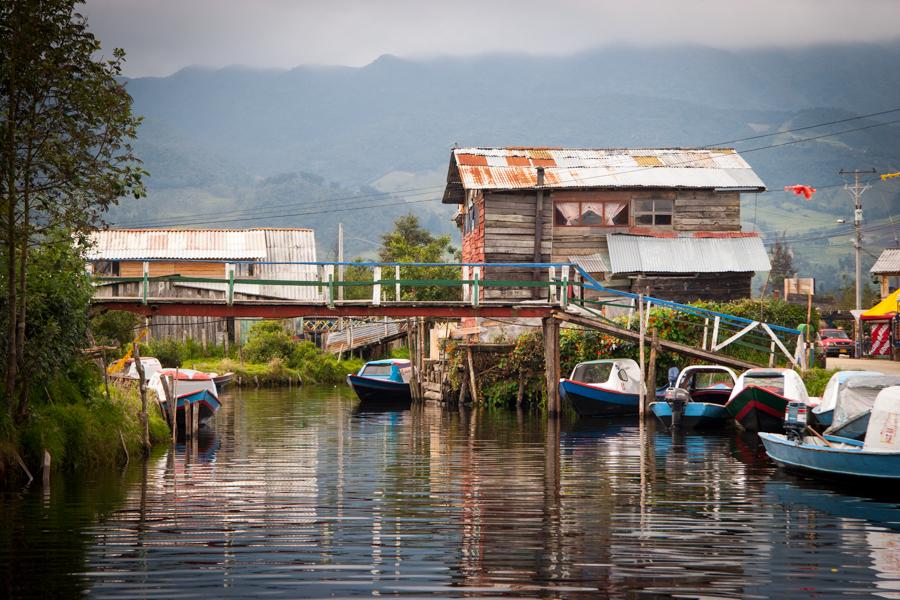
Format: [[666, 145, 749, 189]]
[[0, 387, 899, 598]]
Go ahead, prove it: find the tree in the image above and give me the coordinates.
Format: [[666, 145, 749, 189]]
[[378, 214, 459, 301], [1, 1, 145, 416], [768, 232, 795, 297]]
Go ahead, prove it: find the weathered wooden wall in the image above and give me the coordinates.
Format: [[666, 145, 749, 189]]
[[482, 192, 551, 299], [631, 272, 752, 302], [673, 190, 741, 232]]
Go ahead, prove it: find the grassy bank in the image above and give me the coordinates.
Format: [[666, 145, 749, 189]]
[[2, 362, 170, 483], [188, 355, 364, 387]]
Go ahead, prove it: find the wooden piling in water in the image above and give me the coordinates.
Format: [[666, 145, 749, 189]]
[[646, 328, 659, 416], [637, 295, 646, 420], [133, 343, 151, 456], [543, 317, 560, 416], [466, 347, 479, 405]]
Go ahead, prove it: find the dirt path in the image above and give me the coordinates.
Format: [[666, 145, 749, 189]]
[[826, 356, 900, 374]]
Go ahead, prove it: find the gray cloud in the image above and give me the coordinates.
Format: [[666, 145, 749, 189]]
[[83, 0, 900, 77]]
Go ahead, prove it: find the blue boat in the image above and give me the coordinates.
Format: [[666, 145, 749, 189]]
[[559, 359, 642, 417], [347, 359, 412, 405], [650, 365, 737, 429], [759, 385, 900, 481], [150, 368, 222, 429]]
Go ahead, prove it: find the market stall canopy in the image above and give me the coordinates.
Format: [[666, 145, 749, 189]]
[[862, 288, 900, 321]]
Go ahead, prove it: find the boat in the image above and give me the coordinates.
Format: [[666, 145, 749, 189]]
[[823, 375, 900, 440], [650, 365, 737, 429], [347, 359, 412, 405], [724, 368, 809, 432], [210, 371, 235, 391], [759, 386, 900, 481], [110, 357, 163, 383], [149, 368, 221, 428], [559, 359, 642, 417], [811, 370, 883, 428]]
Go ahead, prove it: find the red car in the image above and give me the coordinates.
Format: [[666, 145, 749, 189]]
[[816, 328, 854, 357]]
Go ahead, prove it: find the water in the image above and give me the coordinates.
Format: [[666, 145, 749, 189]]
[[2, 386, 900, 598]]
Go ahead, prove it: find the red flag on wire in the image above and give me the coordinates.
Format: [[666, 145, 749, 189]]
[[784, 185, 816, 200]]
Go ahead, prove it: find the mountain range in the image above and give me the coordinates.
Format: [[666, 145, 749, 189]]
[[110, 42, 900, 291]]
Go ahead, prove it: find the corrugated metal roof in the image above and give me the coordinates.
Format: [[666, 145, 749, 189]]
[[871, 248, 900, 274], [86, 229, 272, 260], [569, 252, 609, 273], [443, 147, 766, 203], [606, 234, 771, 274]]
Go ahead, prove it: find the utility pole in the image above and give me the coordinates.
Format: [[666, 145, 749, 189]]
[[337, 222, 344, 302], [840, 168, 876, 357]]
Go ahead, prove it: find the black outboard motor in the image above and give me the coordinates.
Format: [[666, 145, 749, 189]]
[[783, 401, 808, 442], [664, 367, 687, 428]]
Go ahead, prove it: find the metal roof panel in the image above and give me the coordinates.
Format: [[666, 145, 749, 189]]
[[871, 248, 900, 274], [606, 234, 771, 274]]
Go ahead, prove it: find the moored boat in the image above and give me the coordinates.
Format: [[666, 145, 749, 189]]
[[650, 365, 737, 429], [559, 359, 642, 418], [811, 370, 882, 427], [347, 359, 412, 405], [759, 386, 900, 481], [823, 375, 900, 440], [210, 371, 235, 391], [110, 357, 163, 383], [725, 368, 809, 432], [149, 368, 221, 428]]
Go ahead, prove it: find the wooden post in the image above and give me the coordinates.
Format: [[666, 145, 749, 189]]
[[395, 265, 401, 301], [702, 318, 710, 351], [769, 340, 776, 367], [372, 266, 382, 306], [637, 294, 646, 420], [543, 317, 560, 416], [532, 167, 545, 297], [466, 347, 479, 405], [42, 450, 51, 487], [806, 291, 813, 342], [162, 374, 177, 443], [133, 343, 151, 456], [711, 316, 720, 351], [646, 329, 658, 416], [192, 402, 200, 439], [458, 355, 469, 404], [462, 265, 470, 303], [100, 350, 111, 402], [516, 372, 525, 407]]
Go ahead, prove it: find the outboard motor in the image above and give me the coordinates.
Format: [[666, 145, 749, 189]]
[[664, 367, 686, 427], [784, 401, 808, 442]]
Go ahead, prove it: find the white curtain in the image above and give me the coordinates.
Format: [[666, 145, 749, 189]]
[[555, 202, 581, 225], [605, 201, 629, 226], [581, 202, 604, 225]]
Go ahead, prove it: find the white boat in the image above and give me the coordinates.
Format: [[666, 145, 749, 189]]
[[823, 375, 900, 440], [148, 368, 221, 427], [812, 370, 883, 427]]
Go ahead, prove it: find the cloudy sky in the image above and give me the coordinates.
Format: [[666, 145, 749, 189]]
[[84, 0, 900, 77]]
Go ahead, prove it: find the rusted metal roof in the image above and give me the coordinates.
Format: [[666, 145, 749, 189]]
[[443, 147, 766, 203], [87, 229, 270, 260], [606, 233, 770, 274], [871, 248, 900, 274]]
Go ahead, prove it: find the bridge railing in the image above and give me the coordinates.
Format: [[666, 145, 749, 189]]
[[93, 259, 806, 368]]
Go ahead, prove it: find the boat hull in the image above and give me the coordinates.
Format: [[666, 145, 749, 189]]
[[759, 433, 900, 480], [212, 372, 234, 391], [347, 374, 412, 404], [161, 389, 220, 429], [811, 408, 833, 428], [559, 379, 639, 417], [650, 401, 729, 429], [725, 386, 788, 432]]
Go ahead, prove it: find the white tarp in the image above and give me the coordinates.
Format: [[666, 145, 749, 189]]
[[815, 371, 883, 415], [831, 376, 900, 432], [864, 386, 900, 452]]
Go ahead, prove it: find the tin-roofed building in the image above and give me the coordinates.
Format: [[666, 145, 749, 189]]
[[88, 228, 318, 342], [444, 147, 771, 303], [872, 247, 900, 299]]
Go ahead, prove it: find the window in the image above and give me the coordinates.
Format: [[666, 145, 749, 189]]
[[362, 364, 393, 377], [463, 200, 479, 235], [633, 199, 674, 226], [94, 261, 119, 276], [236, 262, 256, 277], [553, 201, 629, 227], [571, 362, 613, 383]]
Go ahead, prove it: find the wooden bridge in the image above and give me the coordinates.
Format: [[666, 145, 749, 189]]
[[91, 260, 808, 413]]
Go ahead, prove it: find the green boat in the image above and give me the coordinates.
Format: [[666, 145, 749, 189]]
[[725, 368, 810, 432]]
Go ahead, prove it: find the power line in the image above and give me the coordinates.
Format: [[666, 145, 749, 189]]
[[113, 107, 900, 229]]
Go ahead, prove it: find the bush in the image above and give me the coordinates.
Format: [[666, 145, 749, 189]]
[[243, 320, 295, 363], [140, 338, 185, 368], [90, 310, 141, 349], [802, 368, 839, 397]]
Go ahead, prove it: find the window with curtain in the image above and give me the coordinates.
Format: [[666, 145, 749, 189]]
[[554, 200, 630, 227], [633, 198, 674, 226]]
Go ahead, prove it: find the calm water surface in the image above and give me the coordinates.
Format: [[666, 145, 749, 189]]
[[2, 386, 900, 598]]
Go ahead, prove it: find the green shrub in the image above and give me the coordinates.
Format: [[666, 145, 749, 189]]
[[140, 338, 185, 368], [90, 310, 141, 348], [243, 320, 295, 363], [802, 368, 839, 397]]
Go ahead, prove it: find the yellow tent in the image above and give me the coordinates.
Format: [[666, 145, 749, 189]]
[[862, 288, 900, 320]]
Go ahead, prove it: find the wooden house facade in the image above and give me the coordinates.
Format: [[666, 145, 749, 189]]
[[872, 248, 900, 299], [444, 147, 770, 303], [88, 228, 318, 343]]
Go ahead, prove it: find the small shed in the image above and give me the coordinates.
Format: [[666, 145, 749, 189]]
[[871, 248, 900, 299]]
